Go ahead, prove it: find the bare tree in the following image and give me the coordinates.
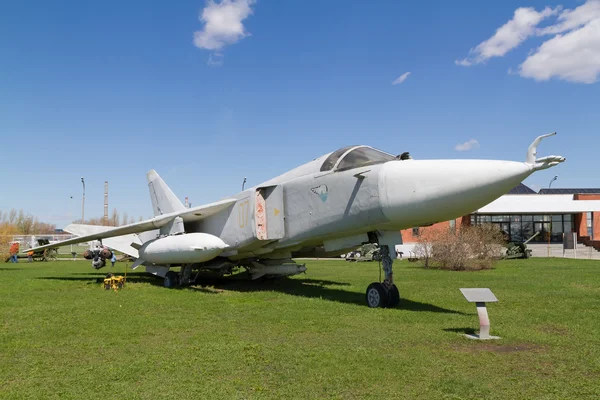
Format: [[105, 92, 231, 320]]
[[415, 224, 506, 271], [8, 209, 17, 224], [17, 215, 35, 234], [110, 208, 119, 226]]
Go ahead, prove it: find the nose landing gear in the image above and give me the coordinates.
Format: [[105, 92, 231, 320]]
[[365, 244, 400, 308]]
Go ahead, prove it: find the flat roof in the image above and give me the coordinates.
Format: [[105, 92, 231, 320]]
[[538, 188, 600, 195], [476, 194, 600, 214]]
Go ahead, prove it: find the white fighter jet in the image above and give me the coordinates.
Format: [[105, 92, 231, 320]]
[[28, 133, 564, 307]]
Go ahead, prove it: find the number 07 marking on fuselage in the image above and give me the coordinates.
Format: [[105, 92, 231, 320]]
[[238, 199, 250, 228]]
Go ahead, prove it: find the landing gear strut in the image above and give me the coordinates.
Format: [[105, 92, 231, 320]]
[[365, 244, 400, 308], [163, 264, 195, 288]]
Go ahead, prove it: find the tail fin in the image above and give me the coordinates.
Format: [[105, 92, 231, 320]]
[[147, 170, 186, 216]]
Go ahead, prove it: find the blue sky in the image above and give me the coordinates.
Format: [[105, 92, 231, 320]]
[[1, 0, 599, 228]]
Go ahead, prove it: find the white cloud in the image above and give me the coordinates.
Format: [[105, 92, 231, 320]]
[[537, 0, 600, 35], [455, 59, 473, 67], [520, 1, 600, 83], [207, 52, 224, 67], [193, 0, 255, 64], [454, 139, 480, 151], [392, 72, 411, 85], [456, 7, 558, 66], [457, 1, 600, 84], [519, 19, 600, 83]]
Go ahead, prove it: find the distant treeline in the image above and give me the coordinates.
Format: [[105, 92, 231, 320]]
[[0, 209, 56, 236], [80, 209, 144, 227], [0, 208, 144, 252]]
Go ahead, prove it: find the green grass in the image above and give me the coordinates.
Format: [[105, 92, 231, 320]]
[[1, 258, 599, 399]]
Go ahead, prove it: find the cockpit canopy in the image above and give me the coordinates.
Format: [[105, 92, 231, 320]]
[[320, 146, 395, 172]]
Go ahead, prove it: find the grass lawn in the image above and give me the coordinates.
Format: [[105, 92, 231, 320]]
[[1, 258, 599, 399]]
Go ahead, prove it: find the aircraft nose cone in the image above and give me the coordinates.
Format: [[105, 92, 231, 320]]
[[379, 160, 533, 227]]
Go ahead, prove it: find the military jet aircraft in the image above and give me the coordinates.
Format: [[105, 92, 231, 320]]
[[27, 133, 565, 308]]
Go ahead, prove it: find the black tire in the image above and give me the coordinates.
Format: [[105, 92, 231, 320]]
[[388, 284, 400, 308], [366, 282, 390, 308], [164, 271, 179, 288]]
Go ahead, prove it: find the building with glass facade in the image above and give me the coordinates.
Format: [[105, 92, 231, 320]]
[[401, 185, 600, 250], [469, 213, 574, 243]]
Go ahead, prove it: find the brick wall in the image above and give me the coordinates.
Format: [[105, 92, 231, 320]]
[[574, 194, 600, 240], [401, 218, 463, 243]]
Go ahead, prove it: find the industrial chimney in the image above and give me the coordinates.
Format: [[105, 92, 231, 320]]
[[104, 181, 109, 225]]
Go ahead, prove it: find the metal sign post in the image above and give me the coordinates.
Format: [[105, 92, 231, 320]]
[[563, 232, 576, 258], [459, 288, 500, 340]]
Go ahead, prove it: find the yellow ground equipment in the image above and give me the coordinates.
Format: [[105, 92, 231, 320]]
[[103, 273, 125, 291]]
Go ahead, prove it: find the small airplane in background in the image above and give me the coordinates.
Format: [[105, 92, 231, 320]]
[[27, 133, 565, 308]]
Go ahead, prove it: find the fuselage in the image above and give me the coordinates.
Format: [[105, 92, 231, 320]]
[[190, 146, 537, 261], [24, 137, 565, 277]]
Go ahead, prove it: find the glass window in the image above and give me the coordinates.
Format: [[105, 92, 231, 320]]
[[481, 215, 491, 223], [511, 215, 521, 223], [532, 223, 544, 242], [510, 223, 522, 242], [320, 146, 358, 171], [564, 214, 572, 222], [522, 221, 534, 240], [551, 221, 563, 242], [336, 147, 395, 171], [564, 221, 572, 233], [522, 215, 533, 221], [552, 215, 563, 223], [534, 215, 550, 222], [412, 227, 420, 237], [449, 219, 456, 233]]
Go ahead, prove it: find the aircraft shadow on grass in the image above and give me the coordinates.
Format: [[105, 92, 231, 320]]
[[443, 327, 476, 335], [38, 272, 466, 314], [38, 271, 159, 285]]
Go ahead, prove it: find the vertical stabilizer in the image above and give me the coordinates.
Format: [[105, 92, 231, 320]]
[[147, 170, 186, 216]]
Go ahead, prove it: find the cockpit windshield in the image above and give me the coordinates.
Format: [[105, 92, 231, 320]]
[[320, 146, 395, 172], [319, 146, 357, 172]]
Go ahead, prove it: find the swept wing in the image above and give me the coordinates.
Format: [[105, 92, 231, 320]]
[[24, 198, 236, 253]]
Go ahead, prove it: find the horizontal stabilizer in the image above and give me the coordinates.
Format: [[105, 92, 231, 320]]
[[64, 224, 142, 258]]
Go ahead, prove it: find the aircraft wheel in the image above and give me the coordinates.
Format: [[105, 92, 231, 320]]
[[164, 271, 179, 288], [388, 284, 400, 308], [366, 282, 390, 308]]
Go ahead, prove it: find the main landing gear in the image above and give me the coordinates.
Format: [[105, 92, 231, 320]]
[[365, 245, 400, 308], [163, 264, 195, 288], [164, 271, 179, 288]]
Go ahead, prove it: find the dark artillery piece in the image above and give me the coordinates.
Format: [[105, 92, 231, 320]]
[[30, 239, 58, 262]]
